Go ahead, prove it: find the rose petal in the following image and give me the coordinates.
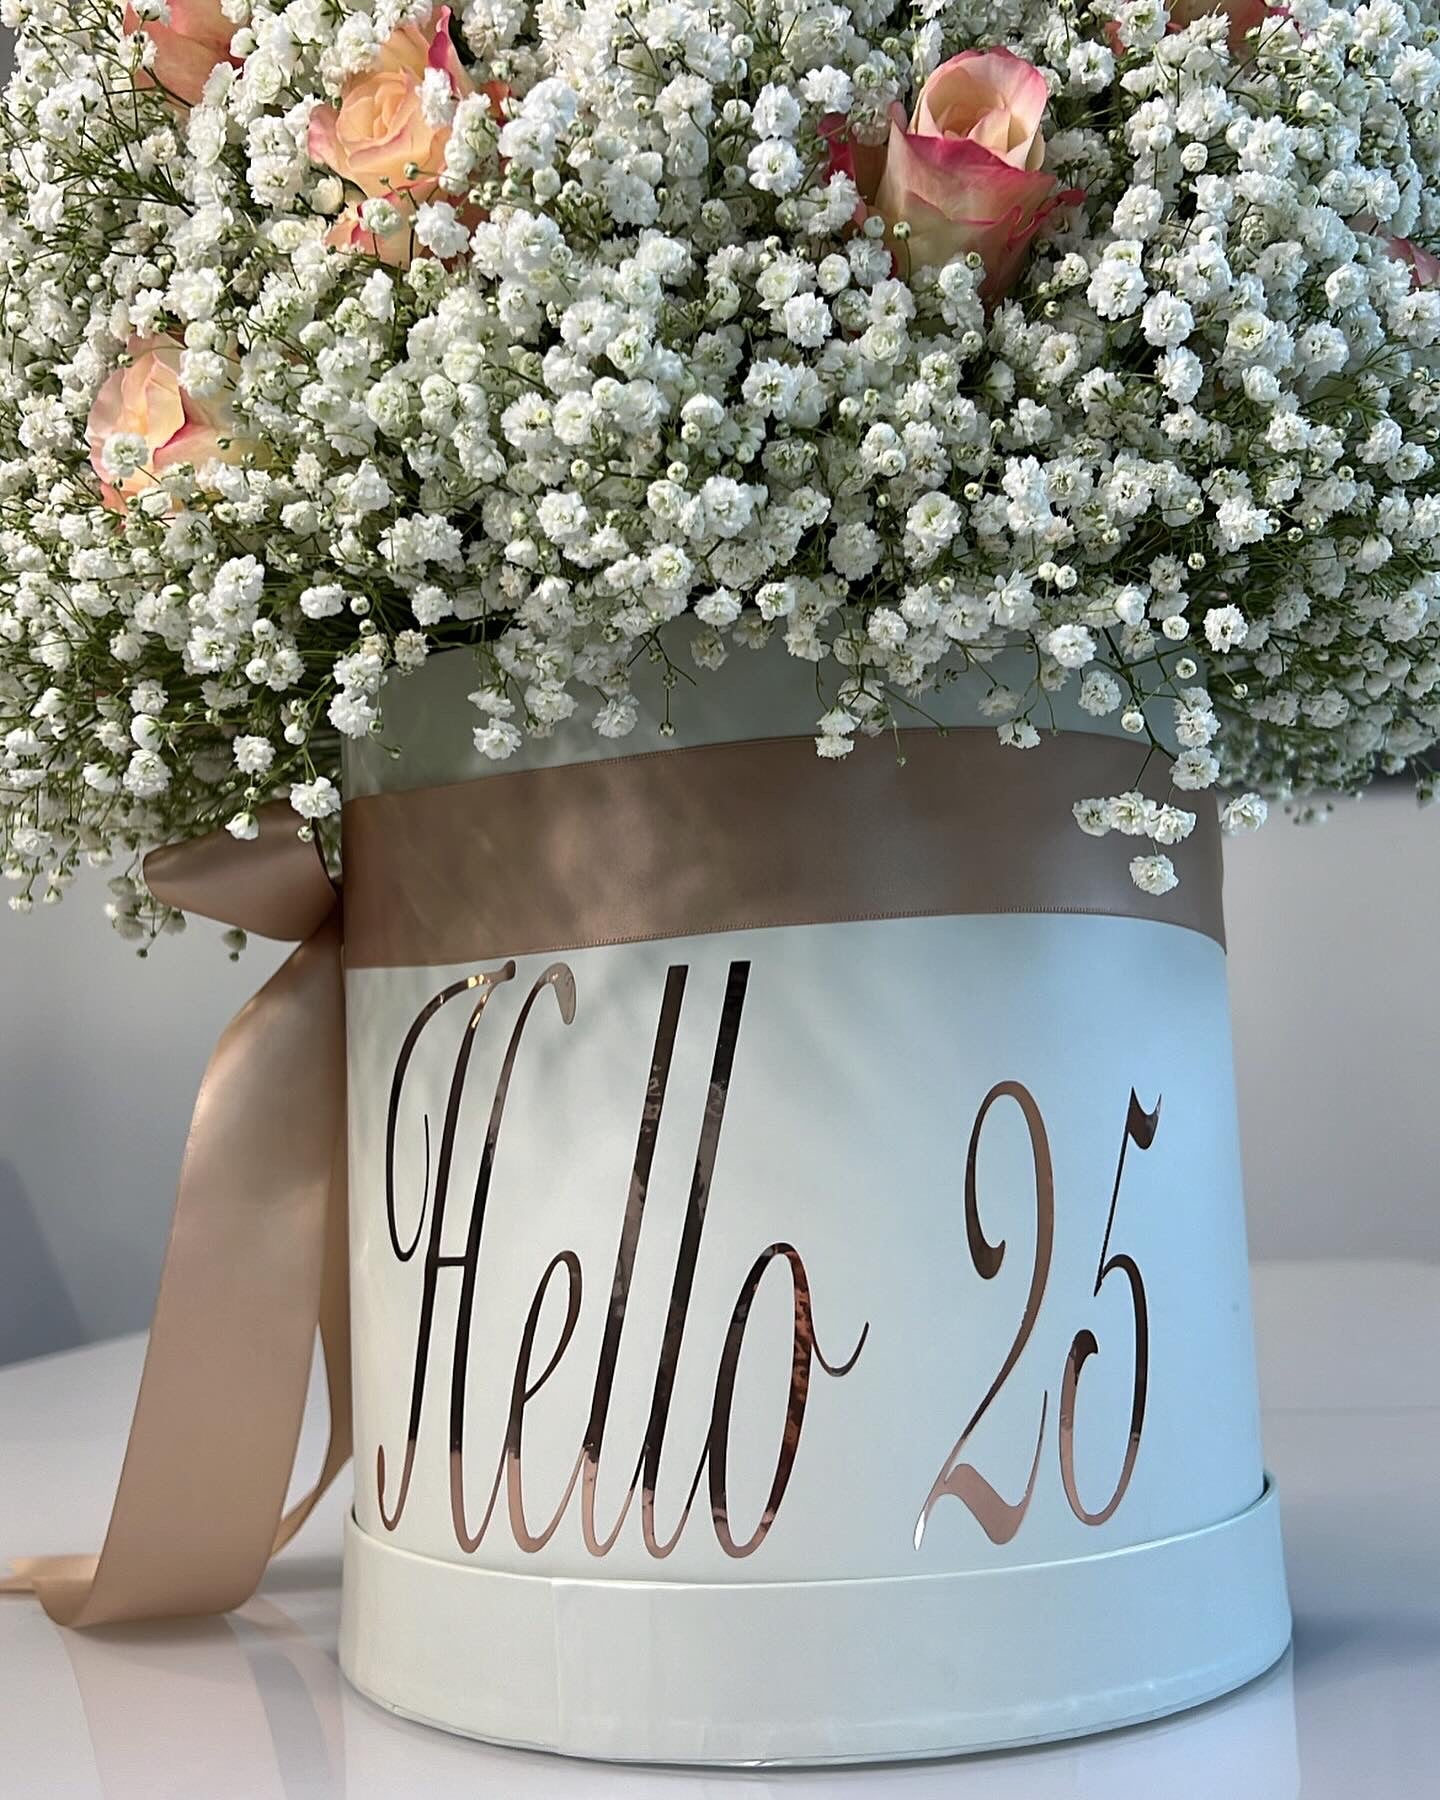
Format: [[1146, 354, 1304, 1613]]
[[123, 0, 236, 106], [818, 111, 888, 203], [1385, 233, 1440, 289], [913, 48, 1050, 171], [308, 104, 348, 181], [325, 206, 417, 269], [426, 7, 475, 96]]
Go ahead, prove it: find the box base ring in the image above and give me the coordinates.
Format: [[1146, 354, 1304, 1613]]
[[338, 1482, 1291, 1767]]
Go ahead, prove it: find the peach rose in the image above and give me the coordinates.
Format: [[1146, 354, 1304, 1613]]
[[86, 338, 241, 510], [123, 0, 239, 108], [871, 50, 1077, 301], [308, 7, 474, 202]]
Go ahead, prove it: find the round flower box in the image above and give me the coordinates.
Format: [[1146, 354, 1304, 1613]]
[[336, 644, 1290, 1764]]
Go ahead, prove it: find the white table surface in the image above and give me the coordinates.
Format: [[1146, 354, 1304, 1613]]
[[1, 1260, 1436, 1800]]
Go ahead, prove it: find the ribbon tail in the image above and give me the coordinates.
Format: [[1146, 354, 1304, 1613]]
[[272, 1126, 352, 1555], [2, 915, 347, 1627]]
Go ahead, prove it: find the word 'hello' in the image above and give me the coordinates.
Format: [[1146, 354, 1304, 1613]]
[[376, 959, 869, 1560]]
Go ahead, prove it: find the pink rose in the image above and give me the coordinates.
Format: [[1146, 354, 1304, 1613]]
[[1384, 234, 1440, 289], [308, 7, 474, 203], [870, 50, 1078, 302], [86, 338, 241, 510], [123, 0, 239, 108]]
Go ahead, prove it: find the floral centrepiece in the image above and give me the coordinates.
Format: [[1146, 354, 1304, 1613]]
[[3, 0, 1440, 931]]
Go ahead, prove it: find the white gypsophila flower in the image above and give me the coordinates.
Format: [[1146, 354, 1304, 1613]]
[[1150, 804, 1196, 846], [1108, 791, 1156, 836], [299, 584, 347, 620], [815, 730, 855, 758], [1221, 792, 1269, 833], [100, 433, 150, 482], [329, 691, 377, 737], [289, 777, 341, 820], [752, 84, 802, 139], [359, 197, 403, 235], [594, 696, 639, 739], [1078, 670, 1122, 715], [1073, 797, 1112, 835], [1088, 243, 1147, 320], [1141, 290, 1195, 349], [474, 720, 523, 758], [414, 203, 473, 259], [1172, 749, 1221, 790], [748, 139, 804, 195], [1043, 624, 1096, 669], [233, 735, 274, 775], [1130, 854, 1179, 896], [1202, 605, 1248, 652]]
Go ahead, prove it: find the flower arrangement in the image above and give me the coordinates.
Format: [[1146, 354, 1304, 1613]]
[[3, 0, 1440, 932]]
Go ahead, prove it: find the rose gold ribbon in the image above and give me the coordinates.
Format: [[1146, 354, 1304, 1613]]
[[1, 805, 351, 1626], [343, 728, 1224, 970]]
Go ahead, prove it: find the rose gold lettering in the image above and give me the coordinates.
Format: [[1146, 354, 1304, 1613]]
[[915, 1080, 1055, 1549], [447, 966, 577, 1549], [378, 957, 866, 1560], [1058, 1090, 1161, 1527], [377, 961, 518, 1530]]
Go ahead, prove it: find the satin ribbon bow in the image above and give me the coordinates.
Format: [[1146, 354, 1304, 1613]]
[[2, 806, 351, 1626]]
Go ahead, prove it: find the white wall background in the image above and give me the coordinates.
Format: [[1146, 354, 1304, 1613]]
[[1227, 786, 1440, 1261], [0, 785, 1436, 1362], [0, 899, 284, 1361]]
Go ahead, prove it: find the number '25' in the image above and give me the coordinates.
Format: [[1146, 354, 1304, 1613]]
[[915, 1084, 1161, 1550]]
